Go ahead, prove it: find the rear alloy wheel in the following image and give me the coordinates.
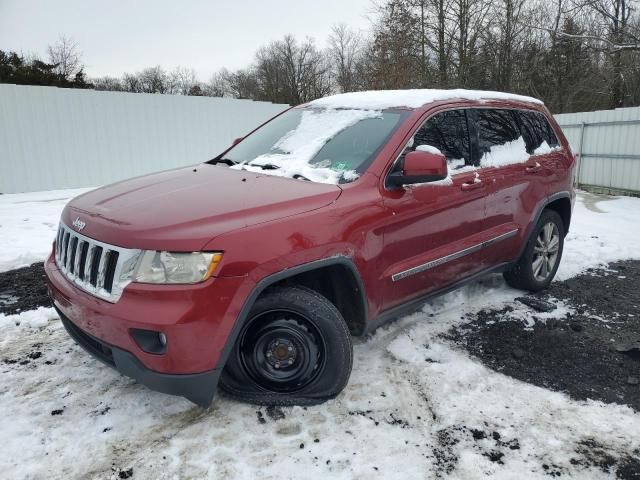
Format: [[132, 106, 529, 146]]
[[532, 222, 561, 282], [503, 209, 565, 292], [220, 285, 352, 406]]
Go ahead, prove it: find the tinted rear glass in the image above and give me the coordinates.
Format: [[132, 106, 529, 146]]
[[473, 109, 521, 166], [517, 110, 560, 153]]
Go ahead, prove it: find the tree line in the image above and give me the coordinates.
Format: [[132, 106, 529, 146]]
[[2, 0, 639, 113], [0, 37, 91, 89]]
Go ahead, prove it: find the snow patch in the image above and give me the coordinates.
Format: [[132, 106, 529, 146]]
[[415, 144, 442, 155], [557, 193, 640, 279], [232, 108, 380, 184], [310, 89, 543, 110], [481, 137, 530, 167], [0, 188, 94, 272], [533, 140, 561, 156], [0, 306, 57, 329]]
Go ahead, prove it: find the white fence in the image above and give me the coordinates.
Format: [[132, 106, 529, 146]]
[[554, 106, 640, 194], [2, 85, 639, 195], [0, 84, 288, 193]]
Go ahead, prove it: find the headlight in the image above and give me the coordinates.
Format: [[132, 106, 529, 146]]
[[132, 251, 223, 284]]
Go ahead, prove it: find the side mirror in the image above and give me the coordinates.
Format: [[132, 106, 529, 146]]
[[388, 150, 448, 187], [232, 137, 243, 146]]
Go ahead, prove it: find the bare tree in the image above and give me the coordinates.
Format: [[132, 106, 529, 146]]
[[47, 36, 83, 80], [452, 0, 492, 85], [328, 24, 363, 92], [523, 0, 639, 107], [494, 0, 528, 90], [169, 66, 199, 95], [203, 70, 231, 97], [92, 76, 124, 91], [25, 0, 640, 113]]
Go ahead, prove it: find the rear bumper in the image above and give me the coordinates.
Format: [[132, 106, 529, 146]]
[[57, 307, 219, 406], [45, 252, 255, 406]]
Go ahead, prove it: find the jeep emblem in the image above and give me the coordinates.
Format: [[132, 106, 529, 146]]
[[72, 217, 86, 231]]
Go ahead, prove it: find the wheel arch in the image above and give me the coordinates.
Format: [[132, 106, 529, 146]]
[[216, 257, 368, 375], [516, 191, 571, 262], [544, 194, 572, 235], [266, 260, 368, 336]]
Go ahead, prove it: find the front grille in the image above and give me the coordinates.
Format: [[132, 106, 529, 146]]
[[54, 222, 141, 303]]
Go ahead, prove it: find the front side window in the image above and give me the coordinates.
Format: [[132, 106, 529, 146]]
[[413, 109, 471, 170], [212, 107, 407, 185], [389, 109, 472, 178]]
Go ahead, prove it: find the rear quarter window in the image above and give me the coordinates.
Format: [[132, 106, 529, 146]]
[[516, 111, 560, 154]]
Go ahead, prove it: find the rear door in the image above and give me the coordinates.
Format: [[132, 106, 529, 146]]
[[476, 108, 561, 266], [379, 108, 494, 311], [518, 110, 565, 194]]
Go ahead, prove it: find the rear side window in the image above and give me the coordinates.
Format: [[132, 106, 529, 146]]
[[412, 109, 472, 170], [472, 109, 522, 166], [517, 111, 560, 154]]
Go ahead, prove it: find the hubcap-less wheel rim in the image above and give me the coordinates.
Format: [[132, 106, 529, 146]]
[[237, 310, 326, 393], [532, 222, 560, 282]]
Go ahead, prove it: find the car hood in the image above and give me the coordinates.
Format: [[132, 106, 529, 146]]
[[62, 165, 341, 251]]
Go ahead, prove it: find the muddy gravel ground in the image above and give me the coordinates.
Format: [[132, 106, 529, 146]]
[[447, 260, 640, 412], [446, 261, 640, 478], [0, 262, 50, 315]]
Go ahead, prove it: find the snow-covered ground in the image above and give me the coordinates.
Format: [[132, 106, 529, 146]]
[[1, 189, 639, 479], [0, 188, 93, 272]]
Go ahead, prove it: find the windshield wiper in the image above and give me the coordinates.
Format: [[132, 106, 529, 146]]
[[248, 162, 280, 170], [208, 157, 238, 167]]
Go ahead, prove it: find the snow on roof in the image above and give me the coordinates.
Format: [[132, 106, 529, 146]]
[[309, 89, 543, 110]]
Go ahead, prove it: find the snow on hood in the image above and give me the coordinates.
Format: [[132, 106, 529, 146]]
[[309, 89, 543, 110], [232, 108, 382, 184]]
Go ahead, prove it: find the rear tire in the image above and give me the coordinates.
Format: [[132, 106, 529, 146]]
[[503, 209, 565, 292], [219, 285, 353, 406]]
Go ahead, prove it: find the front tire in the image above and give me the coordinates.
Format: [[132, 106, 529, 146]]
[[219, 285, 353, 406], [503, 209, 565, 292]]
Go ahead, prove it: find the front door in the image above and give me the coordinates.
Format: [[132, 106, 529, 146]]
[[379, 108, 493, 311]]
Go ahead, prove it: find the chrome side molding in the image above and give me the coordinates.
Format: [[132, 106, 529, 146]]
[[391, 229, 519, 282]]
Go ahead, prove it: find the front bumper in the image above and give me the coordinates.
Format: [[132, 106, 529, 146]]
[[57, 307, 219, 406], [45, 253, 253, 406]]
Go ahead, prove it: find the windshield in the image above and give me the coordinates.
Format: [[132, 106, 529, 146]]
[[213, 107, 407, 184]]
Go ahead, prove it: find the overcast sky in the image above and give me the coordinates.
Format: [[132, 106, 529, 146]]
[[0, 0, 375, 80]]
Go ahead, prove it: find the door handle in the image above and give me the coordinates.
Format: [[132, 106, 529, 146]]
[[460, 179, 483, 191], [526, 162, 542, 173]]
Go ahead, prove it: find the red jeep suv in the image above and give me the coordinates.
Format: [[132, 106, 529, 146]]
[[46, 89, 576, 406]]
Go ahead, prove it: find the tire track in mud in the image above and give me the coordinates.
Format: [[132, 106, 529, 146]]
[[0, 313, 214, 479], [84, 405, 212, 479]]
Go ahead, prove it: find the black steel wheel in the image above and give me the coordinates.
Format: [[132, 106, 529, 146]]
[[220, 285, 352, 406], [237, 310, 326, 393]]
